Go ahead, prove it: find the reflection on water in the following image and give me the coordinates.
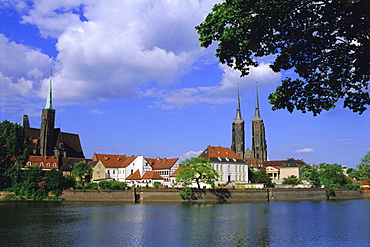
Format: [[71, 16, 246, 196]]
[[1, 200, 370, 246]]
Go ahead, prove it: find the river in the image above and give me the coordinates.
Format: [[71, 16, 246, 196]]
[[1, 199, 369, 246]]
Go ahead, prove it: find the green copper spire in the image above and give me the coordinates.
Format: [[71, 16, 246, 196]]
[[45, 70, 53, 109]]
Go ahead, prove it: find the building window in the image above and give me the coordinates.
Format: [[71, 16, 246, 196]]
[[27, 162, 31, 166], [53, 163, 57, 167], [228, 165, 230, 172], [113, 170, 115, 174], [40, 162, 44, 166]]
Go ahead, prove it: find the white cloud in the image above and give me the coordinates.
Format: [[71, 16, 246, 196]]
[[17, 0, 221, 105], [142, 62, 280, 109], [294, 148, 314, 154], [178, 150, 203, 162]]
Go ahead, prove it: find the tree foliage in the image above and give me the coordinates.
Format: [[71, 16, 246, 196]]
[[72, 162, 93, 186], [0, 120, 28, 169], [250, 169, 273, 187], [196, 0, 370, 115], [282, 175, 301, 186], [176, 157, 219, 189], [357, 151, 370, 182]]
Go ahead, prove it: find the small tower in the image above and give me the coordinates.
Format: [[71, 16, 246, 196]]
[[40, 72, 56, 156], [252, 84, 267, 162], [231, 83, 245, 159]]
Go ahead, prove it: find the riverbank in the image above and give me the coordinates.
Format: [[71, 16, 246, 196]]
[[58, 188, 367, 202]]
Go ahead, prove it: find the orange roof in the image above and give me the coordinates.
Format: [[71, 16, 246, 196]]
[[142, 171, 164, 180], [126, 169, 141, 180], [145, 157, 178, 170], [170, 167, 180, 177], [199, 145, 241, 159], [26, 156, 60, 169], [94, 153, 137, 168]]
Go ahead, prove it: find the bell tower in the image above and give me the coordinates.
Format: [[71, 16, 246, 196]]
[[40, 72, 55, 156], [252, 85, 267, 162], [231, 83, 245, 159]]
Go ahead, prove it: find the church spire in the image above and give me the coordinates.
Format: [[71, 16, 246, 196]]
[[45, 70, 53, 110], [254, 83, 261, 119], [236, 83, 242, 120]]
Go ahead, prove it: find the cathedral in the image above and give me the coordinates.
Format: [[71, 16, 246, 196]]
[[22, 74, 85, 159], [231, 84, 268, 162]]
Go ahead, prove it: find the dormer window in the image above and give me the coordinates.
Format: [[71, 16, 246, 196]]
[[53, 163, 57, 167], [40, 162, 44, 166], [218, 157, 222, 161], [47, 162, 51, 166], [225, 158, 229, 161], [27, 162, 31, 166], [233, 158, 236, 162]]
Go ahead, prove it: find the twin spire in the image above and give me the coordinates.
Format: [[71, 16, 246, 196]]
[[235, 82, 261, 120]]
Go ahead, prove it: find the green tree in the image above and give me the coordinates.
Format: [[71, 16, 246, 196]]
[[176, 157, 219, 189], [44, 169, 68, 196], [357, 151, 370, 182], [18, 166, 46, 200], [347, 168, 361, 180], [318, 163, 351, 198], [196, 0, 370, 115], [282, 175, 301, 187], [0, 121, 29, 189], [72, 162, 92, 186], [250, 169, 273, 187]]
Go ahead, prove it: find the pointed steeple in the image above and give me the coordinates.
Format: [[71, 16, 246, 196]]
[[236, 83, 242, 120], [254, 83, 261, 119], [45, 70, 53, 110]]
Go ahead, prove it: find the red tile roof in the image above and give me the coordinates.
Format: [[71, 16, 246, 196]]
[[94, 153, 137, 168], [142, 171, 164, 180], [145, 157, 178, 170], [199, 146, 241, 159], [126, 169, 141, 180], [27, 156, 59, 169]]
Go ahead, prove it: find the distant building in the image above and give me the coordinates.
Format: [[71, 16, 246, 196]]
[[262, 159, 306, 181], [251, 86, 268, 162], [23, 73, 86, 172], [231, 83, 245, 159], [92, 153, 179, 187], [23, 74, 84, 159], [230, 84, 268, 162], [199, 145, 249, 186]]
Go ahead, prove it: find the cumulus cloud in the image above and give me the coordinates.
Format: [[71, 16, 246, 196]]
[[2, 0, 281, 111], [3, 0, 221, 106], [178, 150, 203, 162], [294, 148, 314, 154], [143, 62, 280, 109]]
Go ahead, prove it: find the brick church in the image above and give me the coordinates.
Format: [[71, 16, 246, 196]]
[[22, 74, 88, 172], [231, 84, 268, 162]]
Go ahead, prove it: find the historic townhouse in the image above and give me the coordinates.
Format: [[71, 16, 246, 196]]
[[145, 158, 179, 184], [92, 153, 179, 186], [199, 145, 249, 186]]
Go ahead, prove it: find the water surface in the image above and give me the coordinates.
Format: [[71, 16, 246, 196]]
[[1, 199, 369, 246]]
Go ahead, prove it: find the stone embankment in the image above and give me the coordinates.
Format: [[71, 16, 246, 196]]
[[60, 188, 366, 203]]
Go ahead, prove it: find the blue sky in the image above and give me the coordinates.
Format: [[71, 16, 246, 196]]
[[1, 0, 369, 168]]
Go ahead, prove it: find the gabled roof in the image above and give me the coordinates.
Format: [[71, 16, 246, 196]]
[[198, 145, 246, 163], [142, 171, 164, 180], [94, 153, 137, 168], [145, 157, 179, 170], [126, 169, 141, 180], [263, 158, 306, 168], [25, 127, 85, 158], [246, 158, 263, 168]]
